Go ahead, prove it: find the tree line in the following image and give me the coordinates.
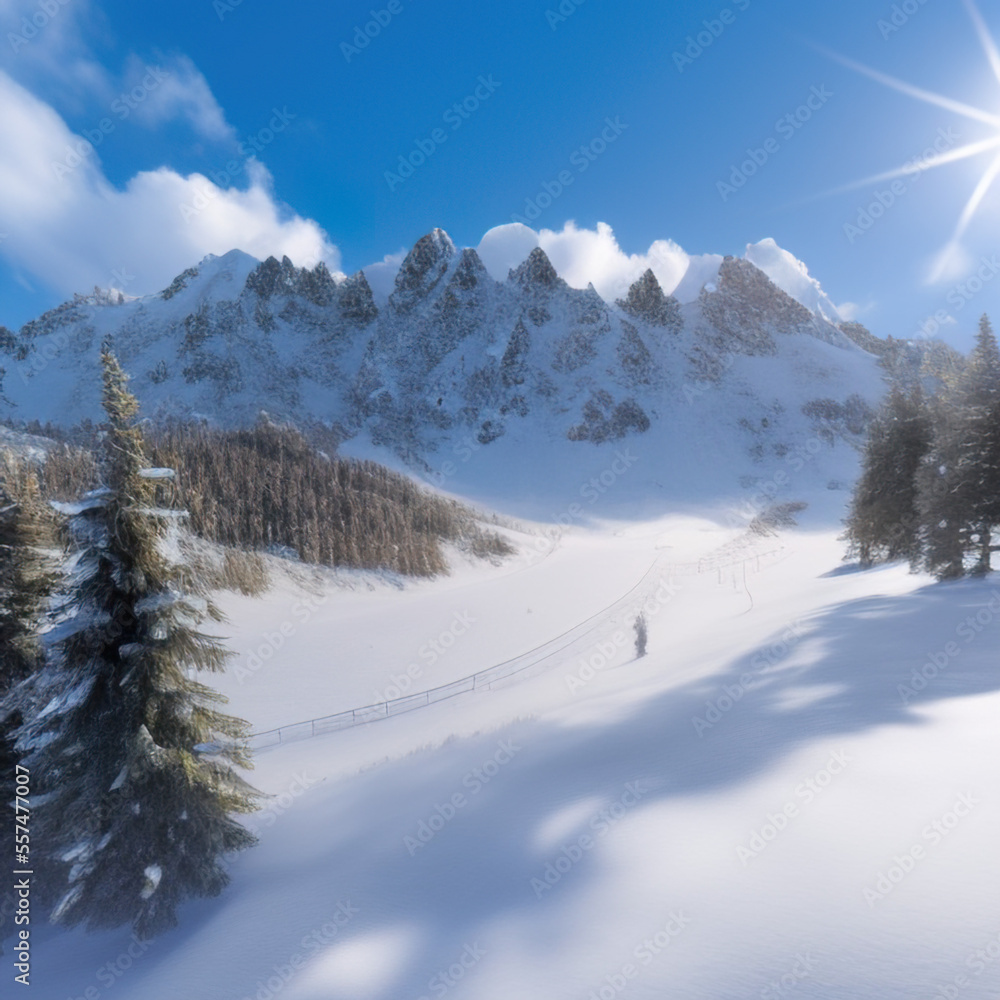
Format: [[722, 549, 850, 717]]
[[845, 314, 1000, 579], [19, 421, 512, 578], [0, 352, 513, 949], [0, 348, 258, 950]]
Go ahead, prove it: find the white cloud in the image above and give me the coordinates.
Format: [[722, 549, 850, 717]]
[[0, 0, 114, 108], [477, 223, 540, 280], [363, 250, 407, 303], [0, 71, 337, 298], [375, 222, 843, 319], [123, 54, 234, 141], [1, 1, 234, 140], [477, 221, 693, 303]]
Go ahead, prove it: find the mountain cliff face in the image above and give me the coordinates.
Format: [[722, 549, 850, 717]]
[[0, 230, 885, 488]]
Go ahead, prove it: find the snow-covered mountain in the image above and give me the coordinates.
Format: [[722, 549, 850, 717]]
[[0, 230, 885, 505]]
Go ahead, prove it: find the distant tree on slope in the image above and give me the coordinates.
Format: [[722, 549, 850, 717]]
[[844, 385, 931, 566], [634, 612, 648, 658], [847, 314, 1000, 580], [917, 315, 1000, 577]]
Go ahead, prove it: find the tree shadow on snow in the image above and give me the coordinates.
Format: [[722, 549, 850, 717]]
[[43, 575, 1000, 999]]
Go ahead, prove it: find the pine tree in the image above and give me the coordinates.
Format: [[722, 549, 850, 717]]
[[844, 385, 932, 566], [0, 453, 57, 694], [12, 348, 260, 939], [959, 315, 1000, 572], [916, 315, 1000, 578], [0, 453, 58, 954]]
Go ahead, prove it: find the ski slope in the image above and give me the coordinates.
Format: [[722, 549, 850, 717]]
[[27, 495, 1000, 1000]]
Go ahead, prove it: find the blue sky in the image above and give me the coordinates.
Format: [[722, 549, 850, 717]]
[[2, 0, 1000, 348]]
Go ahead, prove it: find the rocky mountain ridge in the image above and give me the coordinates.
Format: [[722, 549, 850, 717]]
[[0, 229, 887, 481]]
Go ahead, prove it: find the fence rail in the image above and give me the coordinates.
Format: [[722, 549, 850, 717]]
[[247, 543, 785, 752]]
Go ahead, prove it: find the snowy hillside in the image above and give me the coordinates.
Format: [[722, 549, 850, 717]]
[[0, 231, 884, 504], [22, 486, 1000, 999], [14, 226, 982, 999]]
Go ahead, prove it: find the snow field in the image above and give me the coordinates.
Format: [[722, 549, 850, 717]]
[[31, 507, 1000, 999]]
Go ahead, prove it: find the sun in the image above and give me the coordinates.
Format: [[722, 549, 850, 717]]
[[823, 0, 1000, 282]]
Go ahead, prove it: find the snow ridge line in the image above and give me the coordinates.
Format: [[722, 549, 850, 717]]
[[246, 543, 785, 752]]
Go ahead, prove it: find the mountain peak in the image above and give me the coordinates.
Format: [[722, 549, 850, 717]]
[[744, 238, 842, 323], [390, 229, 457, 312], [509, 247, 561, 290], [451, 248, 490, 291], [617, 269, 682, 330]]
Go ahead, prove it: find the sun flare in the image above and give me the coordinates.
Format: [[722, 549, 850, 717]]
[[827, 0, 1000, 282]]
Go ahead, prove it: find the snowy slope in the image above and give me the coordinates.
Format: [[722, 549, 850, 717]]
[[20, 481, 1000, 1000]]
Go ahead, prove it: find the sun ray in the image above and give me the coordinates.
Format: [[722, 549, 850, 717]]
[[820, 136, 1000, 198], [929, 151, 1000, 282], [962, 0, 1000, 91], [816, 5, 1000, 279], [949, 150, 1000, 245], [816, 45, 1000, 128]]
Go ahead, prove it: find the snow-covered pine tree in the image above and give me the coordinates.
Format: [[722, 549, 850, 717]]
[[0, 452, 57, 695], [844, 385, 931, 566], [0, 453, 58, 953], [12, 347, 260, 939], [917, 315, 1000, 579], [958, 315, 1000, 573]]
